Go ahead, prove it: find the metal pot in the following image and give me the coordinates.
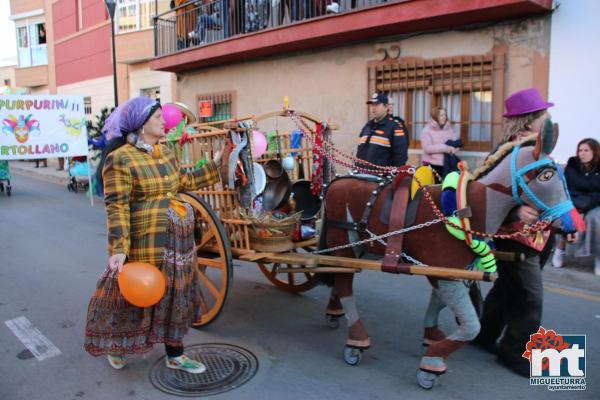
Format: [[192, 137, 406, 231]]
[[262, 172, 292, 211], [264, 159, 284, 180], [291, 180, 322, 220]]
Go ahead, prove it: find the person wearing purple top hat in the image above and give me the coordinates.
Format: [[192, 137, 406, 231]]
[[473, 87, 556, 377]]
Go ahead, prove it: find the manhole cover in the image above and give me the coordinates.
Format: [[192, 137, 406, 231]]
[[149, 343, 258, 397]]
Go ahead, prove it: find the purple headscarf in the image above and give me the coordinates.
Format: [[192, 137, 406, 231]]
[[103, 96, 160, 140], [95, 96, 161, 196]]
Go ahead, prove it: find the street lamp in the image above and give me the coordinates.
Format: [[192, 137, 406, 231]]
[[104, 0, 118, 107]]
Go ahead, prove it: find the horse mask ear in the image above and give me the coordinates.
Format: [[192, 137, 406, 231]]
[[533, 119, 558, 160]]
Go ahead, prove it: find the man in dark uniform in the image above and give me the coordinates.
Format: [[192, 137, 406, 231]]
[[356, 93, 409, 168]]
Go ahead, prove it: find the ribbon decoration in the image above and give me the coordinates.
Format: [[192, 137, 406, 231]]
[[311, 122, 323, 196]]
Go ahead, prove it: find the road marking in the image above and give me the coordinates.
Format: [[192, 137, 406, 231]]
[[5, 316, 62, 361], [544, 285, 600, 303]]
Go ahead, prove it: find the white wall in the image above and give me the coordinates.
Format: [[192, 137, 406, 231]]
[[57, 75, 114, 119], [549, 0, 600, 163], [128, 64, 173, 103]]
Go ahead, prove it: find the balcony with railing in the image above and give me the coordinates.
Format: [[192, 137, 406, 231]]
[[151, 0, 552, 72], [14, 20, 49, 88], [155, 0, 391, 56], [18, 44, 48, 68]]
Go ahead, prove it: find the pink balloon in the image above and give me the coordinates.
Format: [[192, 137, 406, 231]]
[[252, 130, 268, 159], [162, 104, 183, 131]]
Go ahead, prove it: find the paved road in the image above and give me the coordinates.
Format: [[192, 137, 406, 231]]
[[0, 172, 598, 400]]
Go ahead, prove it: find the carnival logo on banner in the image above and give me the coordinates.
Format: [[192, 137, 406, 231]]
[[523, 326, 586, 391], [2, 114, 40, 143], [0, 95, 88, 160]]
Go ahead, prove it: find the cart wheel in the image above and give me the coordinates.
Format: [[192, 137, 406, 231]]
[[6, 186, 11, 196], [343, 346, 363, 366], [417, 369, 438, 390], [257, 247, 318, 293], [326, 314, 341, 329], [180, 192, 233, 327], [0, 183, 4, 192]]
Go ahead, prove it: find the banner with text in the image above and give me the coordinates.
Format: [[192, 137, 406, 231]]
[[0, 95, 88, 160]]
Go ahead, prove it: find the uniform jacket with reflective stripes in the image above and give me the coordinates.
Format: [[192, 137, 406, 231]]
[[102, 141, 220, 265], [356, 114, 409, 167]]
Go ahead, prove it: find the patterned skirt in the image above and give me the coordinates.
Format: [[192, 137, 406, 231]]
[[84, 204, 202, 356]]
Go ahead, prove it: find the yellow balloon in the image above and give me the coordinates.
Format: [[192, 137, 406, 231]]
[[411, 166, 435, 199]]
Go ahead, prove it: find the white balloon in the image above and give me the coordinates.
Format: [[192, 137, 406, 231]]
[[282, 155, 295, 171]]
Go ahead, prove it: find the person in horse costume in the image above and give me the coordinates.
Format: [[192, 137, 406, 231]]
[[319, 89, 585, 389], [473, 88, 582, 377]]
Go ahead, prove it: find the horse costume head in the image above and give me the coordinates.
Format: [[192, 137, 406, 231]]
[[474, 119, 585, 234]]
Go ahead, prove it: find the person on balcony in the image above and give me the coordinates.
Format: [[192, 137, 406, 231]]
[[189, 0, 225, 45], [173, 0, 199, 49], [245, 0, 269, 32]]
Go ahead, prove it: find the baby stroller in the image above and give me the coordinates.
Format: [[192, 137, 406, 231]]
[[0, 160, 11, 196], [67, 156, 90, 193]]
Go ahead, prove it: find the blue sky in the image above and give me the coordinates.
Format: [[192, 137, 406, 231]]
[[0, 1, 17, 60]]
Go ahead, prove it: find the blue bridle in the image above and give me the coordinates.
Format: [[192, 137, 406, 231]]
[[511, 144, 574, 221]]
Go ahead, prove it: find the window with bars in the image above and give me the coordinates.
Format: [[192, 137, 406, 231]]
[[84, 96, 92, 118], [196, 91, 236, 122], [368, 54, 505, 151]]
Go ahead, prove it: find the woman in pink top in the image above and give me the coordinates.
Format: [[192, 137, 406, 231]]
[[420, 106, 460, 179]]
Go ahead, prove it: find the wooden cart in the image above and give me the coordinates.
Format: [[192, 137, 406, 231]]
[[174, 110, 495, 327]]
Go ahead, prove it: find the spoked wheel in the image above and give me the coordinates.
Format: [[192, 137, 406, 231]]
[[417, 369, 438, 390], [343, 346, 363, 366], [257, 247, 318, 293], [180, 192, 233, 327]]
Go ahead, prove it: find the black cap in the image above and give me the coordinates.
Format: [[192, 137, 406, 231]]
[[366, 93, 389, 105]]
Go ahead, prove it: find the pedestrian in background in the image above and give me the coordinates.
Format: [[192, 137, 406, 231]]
[[84, 96, 227, 373], [420, 106, 460, 180], [552, 138, 600, 274]]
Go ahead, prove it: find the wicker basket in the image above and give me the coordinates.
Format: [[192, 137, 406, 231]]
[[249, 213, 301, 253]]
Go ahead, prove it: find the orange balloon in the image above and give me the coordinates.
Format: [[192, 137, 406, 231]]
[[118, 262, 166, 307]]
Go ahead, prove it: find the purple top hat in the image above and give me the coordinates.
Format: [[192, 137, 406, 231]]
[[504, 88, 554, 117]]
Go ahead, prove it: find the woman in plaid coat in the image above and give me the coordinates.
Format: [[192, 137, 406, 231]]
[[84, 97, 225, 374]]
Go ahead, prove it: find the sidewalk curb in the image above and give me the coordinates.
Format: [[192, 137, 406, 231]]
[[542, 260, 600, 294], [11, 164, 70, 185]]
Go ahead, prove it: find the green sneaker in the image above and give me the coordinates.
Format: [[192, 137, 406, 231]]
[[166, 355, 206, 374], [107, 354, 126, 370]]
